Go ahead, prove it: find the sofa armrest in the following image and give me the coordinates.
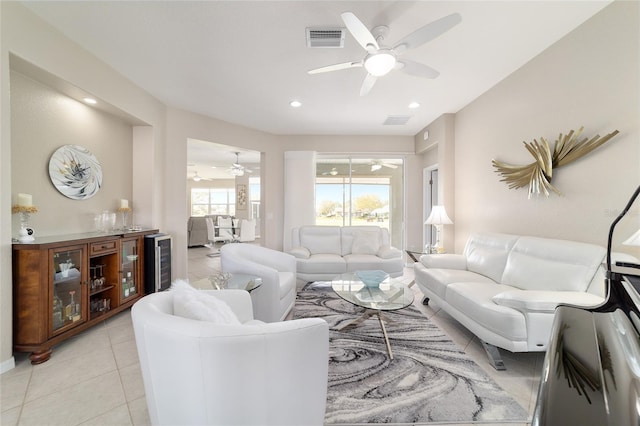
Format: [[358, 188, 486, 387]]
[[419, 253, 467, 270], [289, 246, 311, 259], [377, 245, 401, 259], [492, 290, 604, 313]]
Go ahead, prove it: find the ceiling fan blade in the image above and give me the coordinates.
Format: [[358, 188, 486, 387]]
[[341, 12, 379, 52], [397, 59, 440, 79], [393, 13, 462, 53], [308, 61, 362, 74], [360, 74, 377, 96], [382, 163, 398, 169]]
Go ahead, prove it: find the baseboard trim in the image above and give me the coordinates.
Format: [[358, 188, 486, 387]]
[[0, 356, 15, 374]]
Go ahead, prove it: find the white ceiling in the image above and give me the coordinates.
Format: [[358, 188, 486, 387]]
[[187, 139, 260, 180], [22, 1, 611, 137]]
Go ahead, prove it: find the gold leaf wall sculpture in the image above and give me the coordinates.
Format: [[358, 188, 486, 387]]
[[492, 127, 619, 198]]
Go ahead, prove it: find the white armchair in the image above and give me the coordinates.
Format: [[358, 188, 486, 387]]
[[220, 243, 296, 322], [132, 289, 329, 426]]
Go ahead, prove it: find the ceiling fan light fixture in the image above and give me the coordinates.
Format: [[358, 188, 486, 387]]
[[230, 168, 244, 177], [364, 51, 396, 77], [371, 163, 383, 171]]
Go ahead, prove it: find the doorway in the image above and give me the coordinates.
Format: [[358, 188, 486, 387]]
[[186, 139, 262, 237], [423, 166, 439, 250]]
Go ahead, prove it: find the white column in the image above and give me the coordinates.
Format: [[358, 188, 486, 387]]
[[283, 151, 316, 251]]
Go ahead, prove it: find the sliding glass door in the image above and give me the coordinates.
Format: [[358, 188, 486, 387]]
[[315, 156, 404, 248]]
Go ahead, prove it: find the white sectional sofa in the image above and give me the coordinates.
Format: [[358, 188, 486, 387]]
[[414, 232, 607, 369], [290, 226, 403, 282]]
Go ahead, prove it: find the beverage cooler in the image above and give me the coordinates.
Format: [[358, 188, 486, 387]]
[[144, 233, 172, 293]]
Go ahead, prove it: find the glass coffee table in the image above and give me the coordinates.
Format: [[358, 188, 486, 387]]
[[331, 272, 414, 360], [191, 273, 262, 292]]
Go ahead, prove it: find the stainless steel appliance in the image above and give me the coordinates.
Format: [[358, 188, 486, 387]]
[[144, 233, 172, 293]]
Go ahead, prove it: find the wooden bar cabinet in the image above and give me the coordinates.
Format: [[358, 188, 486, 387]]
[[12, 229, 159, 364]]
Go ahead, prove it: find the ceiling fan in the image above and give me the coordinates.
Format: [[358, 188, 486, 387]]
[[190, 171, 213, 182], [321, 167, 339, 176], [308, 11, 462, 95], [370, 160, 398, 171], [228, 152, 253, 177]]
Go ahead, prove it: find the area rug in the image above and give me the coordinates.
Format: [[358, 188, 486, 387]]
[[293, 282, 529, 424]]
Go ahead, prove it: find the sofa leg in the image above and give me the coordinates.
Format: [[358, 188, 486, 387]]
[[481, 341, 506, 370], [421, 297, 430, 305]]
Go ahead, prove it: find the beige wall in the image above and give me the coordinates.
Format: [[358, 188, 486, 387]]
[[1, 2, 166, 371], [10, 71, 134, 235], [452, 0, 639, 254]]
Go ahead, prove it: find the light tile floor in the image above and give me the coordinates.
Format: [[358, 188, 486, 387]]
[[1, 244, 543, 426]]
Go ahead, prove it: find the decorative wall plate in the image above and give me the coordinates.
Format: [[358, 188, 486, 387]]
[[48, 145, 102, 199]]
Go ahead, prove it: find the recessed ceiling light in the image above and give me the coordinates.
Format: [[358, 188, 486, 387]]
[[289, 100, 302, 108], [408, 102, 420, 109], [83, 97, 97, 105]]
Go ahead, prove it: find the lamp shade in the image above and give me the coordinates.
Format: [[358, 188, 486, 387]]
[[623, 229, 640, 246], [424, 205, 453, 225]]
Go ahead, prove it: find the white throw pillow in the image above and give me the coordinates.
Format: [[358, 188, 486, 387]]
[[351, 231, 381, 255], [170, 279, 241, 324]]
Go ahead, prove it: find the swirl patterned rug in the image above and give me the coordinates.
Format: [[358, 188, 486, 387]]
[[292, 282, 529, 425]]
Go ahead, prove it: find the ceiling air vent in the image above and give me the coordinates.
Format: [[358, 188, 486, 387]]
[[383, 115, 412, 125], [306, 27, 345, 48]]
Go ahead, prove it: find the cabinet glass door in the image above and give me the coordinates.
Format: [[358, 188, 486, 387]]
[[51, 247, 85, 334], [121, 238, 139, 301]]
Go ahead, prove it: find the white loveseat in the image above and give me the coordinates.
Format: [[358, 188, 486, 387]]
[[290, 226, 403, 282], [414, 232, 607, 369]]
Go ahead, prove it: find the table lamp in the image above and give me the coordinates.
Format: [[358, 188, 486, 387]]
[[425, 205, 453, 253]]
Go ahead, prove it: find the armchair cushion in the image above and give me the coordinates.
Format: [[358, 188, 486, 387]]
[[492, 290, 604, 313], [171, 280, 241, 325]]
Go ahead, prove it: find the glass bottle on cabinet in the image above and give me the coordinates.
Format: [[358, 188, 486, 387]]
[[121, 238, 139, 301], [51, 247, 86, 334]]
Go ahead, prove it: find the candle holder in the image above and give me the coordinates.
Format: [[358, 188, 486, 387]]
[[117, 207, 132, 230], [12, 205, 38, 242]]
